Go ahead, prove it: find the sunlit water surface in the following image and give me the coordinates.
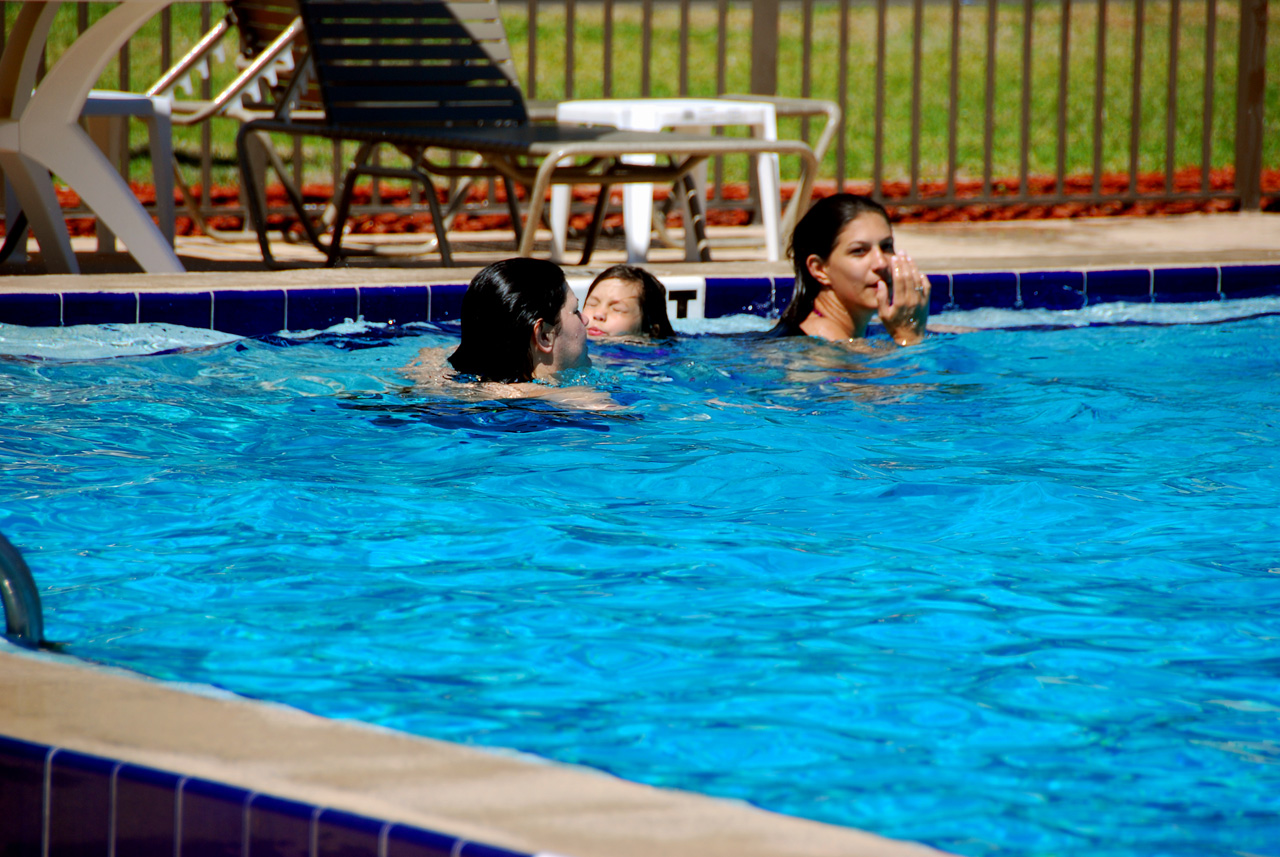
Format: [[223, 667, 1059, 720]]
[[2, 300, 1279, 857]]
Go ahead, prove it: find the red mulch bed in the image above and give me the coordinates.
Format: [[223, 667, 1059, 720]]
[[17, 166, 1279, 238]]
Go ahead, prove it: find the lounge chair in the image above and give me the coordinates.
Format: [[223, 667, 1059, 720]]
[[237, 0, 818, 267], [145, 0, 312, 241]]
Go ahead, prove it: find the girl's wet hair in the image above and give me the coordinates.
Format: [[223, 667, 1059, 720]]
[[587, 264, 677, 339], [448, 258, 570, 382], [771, 194, 891, 335]]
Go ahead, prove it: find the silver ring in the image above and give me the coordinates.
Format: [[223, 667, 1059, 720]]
[[913, 286, 925, 293]]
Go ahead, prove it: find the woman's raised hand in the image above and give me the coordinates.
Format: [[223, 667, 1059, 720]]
[[878, 253, 931, 346]]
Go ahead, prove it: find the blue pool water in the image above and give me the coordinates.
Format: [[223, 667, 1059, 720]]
[[2, 301, 1279, 857]]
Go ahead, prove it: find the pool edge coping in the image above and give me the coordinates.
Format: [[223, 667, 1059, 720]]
[[0, 644, 949, 857]]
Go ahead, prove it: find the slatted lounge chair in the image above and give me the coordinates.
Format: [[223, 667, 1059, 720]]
[[236, 0, 818, 267]]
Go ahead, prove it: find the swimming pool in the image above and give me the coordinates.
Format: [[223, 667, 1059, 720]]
[[3, 279, 1280, 857]]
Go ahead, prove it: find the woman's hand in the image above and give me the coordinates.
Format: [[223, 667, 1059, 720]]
[[878, 253, 931, 346]]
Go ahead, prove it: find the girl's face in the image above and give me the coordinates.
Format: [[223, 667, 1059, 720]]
[[807, 212, 894, 314], [583, 278, 644, 337]]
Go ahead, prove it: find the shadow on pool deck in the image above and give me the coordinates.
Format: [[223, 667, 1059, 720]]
[[1, 212, 1278, 289]]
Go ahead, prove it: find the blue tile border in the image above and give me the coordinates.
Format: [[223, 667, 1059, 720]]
[[1085, 268, 1152, 304], [287, 288, 361, 332], [428, 283, 466, 323], [63, 291, 137, 326], [1154, 266, 1219, 303], [1222, 264, 1280, 299], [0, 733, 540, 857], [1019, 270, 1086, 311], [950, 271, 1018, 311], [704, 276, 774, 318], [359, 286, 430, 325], [0, 291, 61, 326], [139, 291, 213, 328], [0, 264, 1278, 332]]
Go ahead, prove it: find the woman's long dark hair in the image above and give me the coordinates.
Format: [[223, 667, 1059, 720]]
[[587, 264, 677, 339], [769, 194, 891, 336], [448, 258, 570, 382]]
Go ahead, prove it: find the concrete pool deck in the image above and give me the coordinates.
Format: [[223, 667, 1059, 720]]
[[0, 645, 944, 857], [0, 211, 1277, 291]]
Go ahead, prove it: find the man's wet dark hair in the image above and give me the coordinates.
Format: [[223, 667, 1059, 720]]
[[448, 258, 571, 382], [587, 264, 677, 339], [769, 194, 892, 336]]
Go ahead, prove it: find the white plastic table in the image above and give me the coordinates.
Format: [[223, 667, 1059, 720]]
[[0, 1, 188, 274], [551, 98, 782, 264]]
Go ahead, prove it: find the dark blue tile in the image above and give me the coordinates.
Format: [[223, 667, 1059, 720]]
[[927, 272, 950, 315], [1220, 264, 1280, 300], [950, 272, 1018, 310], [704, 276, 772, 319], [0, 292, 61, 327], [429, 284, 467, 323], [772, 276, 795, 315], [116, 764, 180, 857], [49, 750, 115, 857], [249, 794, 314, 857], [386, 823, 459, 857], [1019, 270, 1085, 311], [62, 290, 137, 326], [0, 736, 47, 856], [1154, 266, 1219, 303], [317, 809, 383, 857], [360, 286, 430, 325], [459, 842, 532, 857], [287, 288, 359, 333], [212, 290, 286, 337], [180, 778, 251, 857], [139, 292, 213, 329], [1085, 268, 1151, 305]]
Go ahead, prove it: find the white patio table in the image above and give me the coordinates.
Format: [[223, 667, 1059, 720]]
[[551, 98, 782, 264], [0, 0, 193, 274]]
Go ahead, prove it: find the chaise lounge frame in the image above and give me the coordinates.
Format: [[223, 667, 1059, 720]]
[[236, 0, 818, 266]]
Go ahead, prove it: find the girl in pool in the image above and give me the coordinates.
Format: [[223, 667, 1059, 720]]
[[582, 264, 677, 340], [404, 258, 599, 402], [769, 193, 931, 346]]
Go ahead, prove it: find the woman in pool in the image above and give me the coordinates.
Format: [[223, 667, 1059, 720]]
[[582, 264, 677, 340], [769, 193, 931, 346], [405, 258, 593, 396]]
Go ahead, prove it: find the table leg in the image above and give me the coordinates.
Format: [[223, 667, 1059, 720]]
[[756, 111, 782, 261], [621, 153, 656, 263]]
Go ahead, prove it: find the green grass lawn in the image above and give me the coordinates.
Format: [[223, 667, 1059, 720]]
[[15, 0, 1278, 191]]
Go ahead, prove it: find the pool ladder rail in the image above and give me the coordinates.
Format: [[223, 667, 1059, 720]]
[[1, 532, 45, 649]]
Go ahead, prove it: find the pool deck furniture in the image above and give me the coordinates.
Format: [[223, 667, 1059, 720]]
[[0, 0, 209, 275], [80, 90, 176, 251], [549, 95, 841, 266], [237, 0, 817, 268], [551, 98, 784, 264], [144, 0, 311, 243]]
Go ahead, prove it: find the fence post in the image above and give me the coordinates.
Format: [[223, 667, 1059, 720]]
[[751, 0, 779, 94], [1235, 0, 1268, 210]]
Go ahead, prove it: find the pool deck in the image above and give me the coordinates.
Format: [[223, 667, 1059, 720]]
[[0, 211, 1278, 292], [0, 645, 943, 857], [2, 210, 1279, 857]]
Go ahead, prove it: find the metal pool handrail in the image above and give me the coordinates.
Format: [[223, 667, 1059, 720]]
[[0, 532, 44, 649]]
